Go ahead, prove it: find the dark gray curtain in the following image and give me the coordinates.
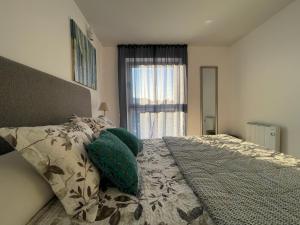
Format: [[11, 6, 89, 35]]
[[118, 45, 188, 138]]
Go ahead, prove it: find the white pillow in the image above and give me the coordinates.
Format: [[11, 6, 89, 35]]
[[0, 151, 54, 225], [0, 122, 100, 222]]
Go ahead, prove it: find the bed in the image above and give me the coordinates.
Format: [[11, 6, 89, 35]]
[[26, 135, 300, 225], [27, 139, 214, 225], [1, 56, 300, 225], [0, 56, 212, 225]]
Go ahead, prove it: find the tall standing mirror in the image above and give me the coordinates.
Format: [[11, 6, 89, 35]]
[[200, 66, 218, 135]]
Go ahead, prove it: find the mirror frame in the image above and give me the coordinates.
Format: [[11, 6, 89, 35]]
[[200, 66, 218, 135]]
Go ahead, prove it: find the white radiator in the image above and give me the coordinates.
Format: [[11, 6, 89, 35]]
[[246, 122, 280, 152]]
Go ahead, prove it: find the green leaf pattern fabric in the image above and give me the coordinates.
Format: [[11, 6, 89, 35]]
[[26, 139, 214, 225], [70, 115, 115, 136], [0, 122, 100, 222]]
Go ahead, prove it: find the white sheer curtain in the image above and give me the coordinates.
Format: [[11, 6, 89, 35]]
[[118, 45, 188, 139], [127, 61, 187, 139]]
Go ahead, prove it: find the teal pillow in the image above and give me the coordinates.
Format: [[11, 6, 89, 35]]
[[106, 128, 143, 156], [86, 130, 138, 195]]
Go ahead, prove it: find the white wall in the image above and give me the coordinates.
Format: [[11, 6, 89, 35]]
[[229, 0, 300, 157], [188, 46, 233, 136], [0, 0, 106, 117], [100, 47, 119, 125]]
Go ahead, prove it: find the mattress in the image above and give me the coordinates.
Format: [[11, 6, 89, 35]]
[[27, 139, 215, 225]]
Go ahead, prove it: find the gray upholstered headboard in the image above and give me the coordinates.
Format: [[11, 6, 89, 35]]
[[0, 56, 92, 127]]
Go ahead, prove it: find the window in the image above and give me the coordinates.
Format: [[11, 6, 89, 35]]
[[118, 45, 188, 139], [127, 62, 186, 138]]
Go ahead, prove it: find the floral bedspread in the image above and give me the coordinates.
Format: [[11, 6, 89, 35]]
[[28, 139, 214, 225]]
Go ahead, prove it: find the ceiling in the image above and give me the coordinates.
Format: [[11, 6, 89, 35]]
[[74, 0, 293, 46]]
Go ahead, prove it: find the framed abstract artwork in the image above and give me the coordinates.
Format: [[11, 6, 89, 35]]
[[70, 19, 97, 90]]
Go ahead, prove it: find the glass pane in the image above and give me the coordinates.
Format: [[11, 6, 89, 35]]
[[131, 112, 185, 139], [128, 64, 186, 139], [131, 65, 186, 105]]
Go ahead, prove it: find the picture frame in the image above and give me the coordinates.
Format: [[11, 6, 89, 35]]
[[70, 19, 97, 90]]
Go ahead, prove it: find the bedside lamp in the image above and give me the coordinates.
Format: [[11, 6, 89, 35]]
[[99, 102, 109, 116]]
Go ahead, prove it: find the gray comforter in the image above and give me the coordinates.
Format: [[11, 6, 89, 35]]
[[163, 135, 300, 225]]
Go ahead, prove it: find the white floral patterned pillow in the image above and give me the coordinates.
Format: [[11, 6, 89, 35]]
[[70, 115, 115, 136], [0, 122, 100, 222]]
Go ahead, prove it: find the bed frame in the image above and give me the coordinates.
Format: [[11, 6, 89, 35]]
[[0, 56, 93, 225], [0, 56, 92, 128]]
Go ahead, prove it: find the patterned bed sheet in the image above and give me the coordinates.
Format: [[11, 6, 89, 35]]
[[27, 139, 215, 225]]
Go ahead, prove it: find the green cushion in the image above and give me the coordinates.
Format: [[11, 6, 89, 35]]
[[86, 130, 138, 195], [106, 128, 143, 156]]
